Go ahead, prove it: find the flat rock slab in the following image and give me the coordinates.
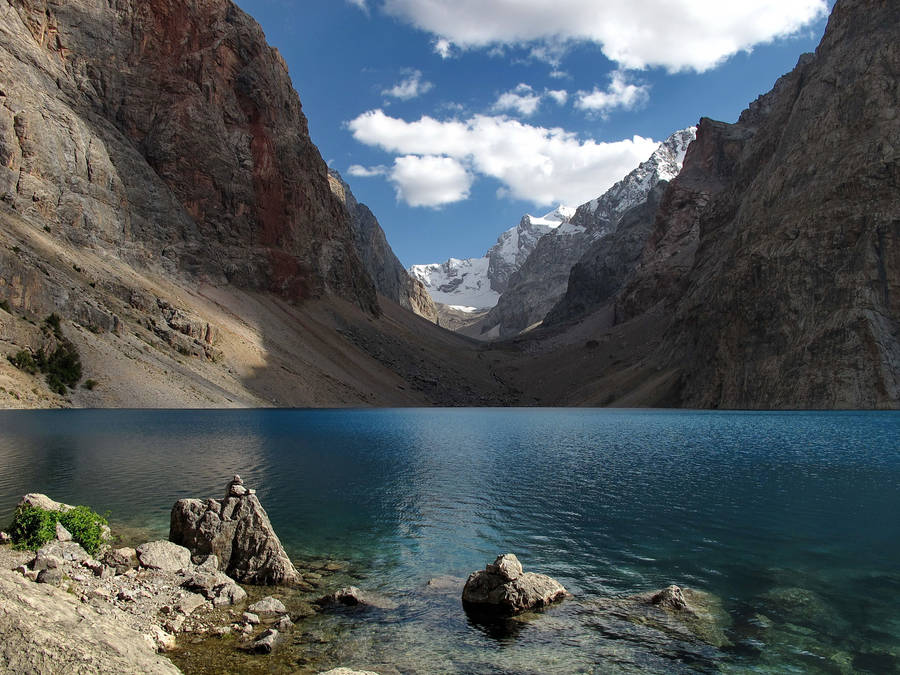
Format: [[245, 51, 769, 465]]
[[0, 567, 180, 674], [136, 540, 192, 572], [248, 596, 287, 616]]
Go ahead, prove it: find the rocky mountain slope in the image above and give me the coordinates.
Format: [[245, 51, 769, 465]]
[[665, 0, 899, 408], [532, 0, 899, 408], [481, 128, 696, 338], [409, 206, 574, 310], [0, 0, 513, 408], [328, 170, 437, 322]]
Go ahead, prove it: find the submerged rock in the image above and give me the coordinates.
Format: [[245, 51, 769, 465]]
[[248, 628, 279, 654], [462, 554, 567, 614], [169, 475, 301, 585], [592, 585, 732, 648], [315, 586, 398, 611]]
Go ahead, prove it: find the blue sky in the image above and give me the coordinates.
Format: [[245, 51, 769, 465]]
[[234, 0, 834, 267]]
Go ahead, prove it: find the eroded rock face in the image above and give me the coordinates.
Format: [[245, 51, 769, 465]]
[[169, 475, 301, 585], [0, 0, 377, 313], [462, 554, 567, 614]]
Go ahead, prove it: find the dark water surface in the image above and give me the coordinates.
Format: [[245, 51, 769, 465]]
[[0, 409, 898, 673]]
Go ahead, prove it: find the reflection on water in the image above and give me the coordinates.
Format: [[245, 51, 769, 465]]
[[0, 408, 899, 673]]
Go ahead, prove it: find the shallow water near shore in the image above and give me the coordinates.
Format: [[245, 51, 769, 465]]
[[0, 408, 898, 673]]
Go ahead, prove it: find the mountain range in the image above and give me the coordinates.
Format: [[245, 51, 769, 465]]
[[0, 0, 896, 409]]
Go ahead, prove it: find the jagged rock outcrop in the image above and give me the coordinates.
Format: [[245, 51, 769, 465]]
[[461, 553, 567, 614], [482, 128, 696, 337], [0, 0, 376, 316], [644, 0, 900, 408], [328, 170, 437, 322], [169, 475, 302, 585]]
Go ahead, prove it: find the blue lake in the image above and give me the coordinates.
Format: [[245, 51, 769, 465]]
[[0, 408, 898, 673]]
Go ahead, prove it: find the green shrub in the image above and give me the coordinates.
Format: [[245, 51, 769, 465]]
[[0, 299, 10, 313], [7, 315, 84, 393], [7, 350, 38, 375], [43, 313, 63, 339], [9, 505, 58, 551], [83, 378, 98, 391], [59, 506, 108, 555], [44, 340, 81, 391], [9, 504, 108, 555]]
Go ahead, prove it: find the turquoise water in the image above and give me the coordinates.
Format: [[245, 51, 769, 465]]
[[0, 409, 898, 673]]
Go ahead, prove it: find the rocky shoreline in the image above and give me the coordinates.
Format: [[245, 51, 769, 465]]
[[0, 479, 732, 674]]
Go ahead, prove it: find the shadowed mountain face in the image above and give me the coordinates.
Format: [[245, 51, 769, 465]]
[[542, 0, 899, 408], [664, 0, 900, 408]]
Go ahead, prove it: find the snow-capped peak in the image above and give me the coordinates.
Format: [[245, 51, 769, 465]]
[[409, 205, 574, 309]]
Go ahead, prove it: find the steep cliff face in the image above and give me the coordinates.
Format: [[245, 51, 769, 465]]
[[616, 0, 899, 408], [328, 170, 437, 322], [482, 128, 695, 338], [0, 0, 375, 311]]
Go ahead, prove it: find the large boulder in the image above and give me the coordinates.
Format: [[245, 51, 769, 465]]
[[169, 476, 301, 585], [136, 541, 192, 572], [462, 554, 567, 614]]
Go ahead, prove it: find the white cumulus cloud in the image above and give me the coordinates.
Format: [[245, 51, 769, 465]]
[[382, 70, 434, 100], [379, 0, 828, 72], [347, 109, 659, 207], [546, 89, 568, 106], [345, 0, 368, 12], [433, 38, 454, 59], [492, 84, 542, 116], [347, 164, 388, 177], [575, 71, 649, 114], [390, 155, 474, 207]]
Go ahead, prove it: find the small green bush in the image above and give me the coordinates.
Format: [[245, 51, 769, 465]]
[[83, 378, 98, 391], [10, 504, 108, 555], [43, 313, 63, 339], [44, 340, 82, 392], [7, 350, 38, 375], [59, 506, 108, 555], [7, 316, 84, 393], [9, 505, 58, 551], [0, 299, 10, 313]]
